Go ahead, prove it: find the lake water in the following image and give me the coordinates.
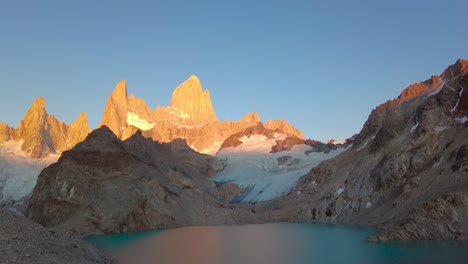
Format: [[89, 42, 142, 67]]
[[86, 223, 468, 264]]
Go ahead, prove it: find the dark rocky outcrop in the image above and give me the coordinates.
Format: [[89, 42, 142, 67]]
[[26, 126, 258, 236]]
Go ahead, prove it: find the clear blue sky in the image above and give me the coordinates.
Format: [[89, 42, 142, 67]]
[[1, 0, 467, 141]]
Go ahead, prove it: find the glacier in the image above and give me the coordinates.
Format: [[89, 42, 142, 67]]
[[0, 140, 58, 208], [212, 134, 348, 203]]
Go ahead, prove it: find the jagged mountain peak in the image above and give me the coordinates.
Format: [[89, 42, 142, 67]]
[[99, 80, 154, 139], [97, 77, 304, 154], [15, 96, 49, 141], [441, 58, 468, 81], [169, 75, 217, 123], [4, 96, 90, 158], [71, 125, 121, 153], [110, 80, 128, 103], [30, 96, 47, 109], [0, 121, 14, 144], [265, 118, 304, 139]]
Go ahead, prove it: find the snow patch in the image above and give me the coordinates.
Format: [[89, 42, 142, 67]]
[[426, 87, 443, 97], [455, 116, 468, 124], [337, 187, 345, 195], [451, 100, 460, 112], [410, 123, 419, 133], [435, 126, 449, 134], [170, 122, 204, 129], [126, 112, 156, 131], [220, 133, 287, 154], [166, 106, 191, 119], [356, 140, 368, 151], [451, 87, 464, 112], [366, 202, 372, 209], [213, 141, 350, 202]]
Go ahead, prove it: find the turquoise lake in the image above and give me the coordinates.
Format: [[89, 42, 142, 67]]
[[86, 223, 468, 264]]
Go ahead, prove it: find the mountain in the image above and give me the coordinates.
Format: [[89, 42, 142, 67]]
[[98, 80, 154, 139], [1, 75, 302, 216], [12, 97, 89, 158], [26, 126, 258, 235], [259, 58, 468, 241], [168, 75, 217, 123], [1, 75, 302, 157], [99, 75, 303, 154]]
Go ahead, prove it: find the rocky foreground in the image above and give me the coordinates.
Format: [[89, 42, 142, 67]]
[[0, 208, 111, 264]]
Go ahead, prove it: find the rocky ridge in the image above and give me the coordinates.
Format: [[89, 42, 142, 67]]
[[265, 119, 304, 139], [257, 59, 468, 241]]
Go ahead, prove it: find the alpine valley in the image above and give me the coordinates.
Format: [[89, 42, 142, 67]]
[[1, 59, 468, 262]]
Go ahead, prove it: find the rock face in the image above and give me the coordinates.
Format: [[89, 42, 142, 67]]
[[26, 126, 257, 236], [0, 122, 14, 144], [353, 74, 443, 147], [265, 119, 304, 139], [99, 76, 302, 154], [168, 75, 217, 124], [98, 80, 154, 139], [257, 58, 468, 241], [368, 192, 468, 241], [12, 97, 89, 158]]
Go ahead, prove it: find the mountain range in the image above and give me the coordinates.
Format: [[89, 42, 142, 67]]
[[0, 75, 302, 208], [1, 75, 303, 158], [1, 59, 468, 243]]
